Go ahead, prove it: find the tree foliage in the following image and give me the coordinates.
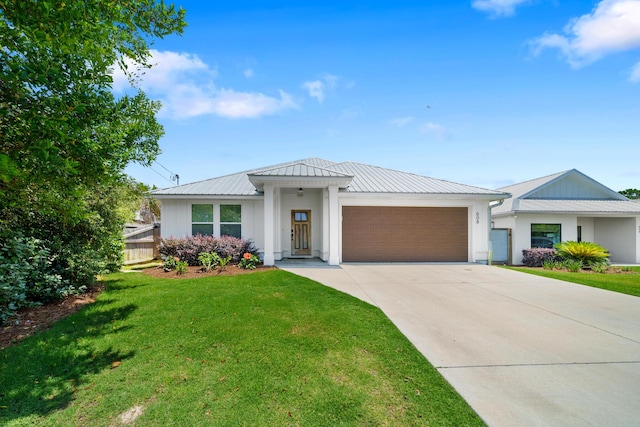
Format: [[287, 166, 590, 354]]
[[0, 1, 186, 290], [619, 189, 640, 200]]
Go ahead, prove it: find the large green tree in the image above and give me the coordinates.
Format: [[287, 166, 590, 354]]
[[0, 1, 186, 286]]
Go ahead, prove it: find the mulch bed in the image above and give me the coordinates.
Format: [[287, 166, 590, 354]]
[[141, 264, 277, 279], [1, 284, 105, 350], [1, 265, 276, 350]]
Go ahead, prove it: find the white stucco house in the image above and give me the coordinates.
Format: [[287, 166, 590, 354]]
[[491, 169, 640, 265], [153, 158, 510, 266]]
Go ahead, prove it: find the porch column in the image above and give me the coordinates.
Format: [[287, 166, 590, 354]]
[[328, 185, 340, 265], [263, 184, 275, 266], [321, 188, 329, 261]]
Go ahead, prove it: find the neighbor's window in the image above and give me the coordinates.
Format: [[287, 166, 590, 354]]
[[192, 204, 213, 236], [531, 224, 561, 248], [220, 204, 241, 238]]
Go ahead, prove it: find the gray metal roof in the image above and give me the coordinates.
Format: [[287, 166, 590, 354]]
[[330, 161, 506, 194], [493, 169, 636, 215], [510, 199, 640, 214], [153, 157, 508, 197], [249, 162, 352, 178]]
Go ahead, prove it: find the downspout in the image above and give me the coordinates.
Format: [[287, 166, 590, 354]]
[[487, 199, 506, 265]]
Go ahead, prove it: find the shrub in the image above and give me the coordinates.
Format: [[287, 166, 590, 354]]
[[163, 256, 179, 272], [590, 262, 610, 273], [522, 248, 557, 267], [160, 235, 258, 266], [563, 259, 583, 272], [198, 252, 220, 272], [555, 241, 609, 265], [214, 236, 257, 263], [218, 256, 232, 272], [175, 259, 188, 275], [239, 252, 261, 270], [0, 235, 79, 324]]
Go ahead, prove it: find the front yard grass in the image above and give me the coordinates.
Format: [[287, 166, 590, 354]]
[[505, 266, 640, 297], [0, 270, 484, 426]]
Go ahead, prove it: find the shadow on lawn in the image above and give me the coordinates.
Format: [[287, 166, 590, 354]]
[[0, 284, 137, 423]]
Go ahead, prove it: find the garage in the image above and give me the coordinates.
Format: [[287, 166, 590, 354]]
[[342, 206, 468, 262]]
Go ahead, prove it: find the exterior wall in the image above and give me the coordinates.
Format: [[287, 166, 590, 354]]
[[577, 217, 595, 242], [338, 194, 492, 263], [505, 214, 578, 265], [594, 217, 639, 264], [160, 193, 497, 264], [495, 214, 640, 265], [159, 198, 262, 246]]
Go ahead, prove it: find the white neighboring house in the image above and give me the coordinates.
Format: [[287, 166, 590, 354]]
[[153, 158, 510, 265], [491, 169, 640, 265]]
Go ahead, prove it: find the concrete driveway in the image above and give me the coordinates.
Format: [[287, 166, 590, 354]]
[[280, 263, 640, 427]]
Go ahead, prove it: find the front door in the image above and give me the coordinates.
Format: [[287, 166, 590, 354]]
[[291, 210, 311, 256]]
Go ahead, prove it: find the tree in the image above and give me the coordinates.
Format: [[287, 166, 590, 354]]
[[619, 189, 640, 200], [0, 1, 186, 287]]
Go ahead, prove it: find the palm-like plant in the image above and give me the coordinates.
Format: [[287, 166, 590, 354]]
[[554, 241, 609, 266]]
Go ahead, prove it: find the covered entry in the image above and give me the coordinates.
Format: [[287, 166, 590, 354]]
[[342, 206, 468, 262]]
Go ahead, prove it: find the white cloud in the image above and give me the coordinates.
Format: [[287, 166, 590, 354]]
[[243, 68, 254, 78], [302, 73, 341, 103], [630, 61, 640, 82], [531, 0, 640, 67], [208, 89, 297, 119], [302, 80, 326, 103], [472, 0, 531, 17], [420, 122, 449, 140], [112, 50, 212, 92], [111, 50, 297, 119], [389, 116, 414, 127]]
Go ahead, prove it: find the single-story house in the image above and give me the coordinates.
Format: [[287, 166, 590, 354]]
[[153, 158, 510, 265], [491, 169, 640, 265]]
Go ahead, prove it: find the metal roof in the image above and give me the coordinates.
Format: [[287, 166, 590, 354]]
[[493, 169, 636, 215], [330, 161, 506, 194], [153, 158, 508, 197], [249, 162, 352, 178], [510, 199, 640, 214]]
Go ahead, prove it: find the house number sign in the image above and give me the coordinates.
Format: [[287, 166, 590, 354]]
[[475, 212, 480, 224]]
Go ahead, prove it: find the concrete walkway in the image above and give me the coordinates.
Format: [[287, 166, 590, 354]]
[[279, 263, 640, 427]]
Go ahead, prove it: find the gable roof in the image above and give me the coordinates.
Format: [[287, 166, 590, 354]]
[[492, 169, 637, 216], [153, 158, 509, 198]]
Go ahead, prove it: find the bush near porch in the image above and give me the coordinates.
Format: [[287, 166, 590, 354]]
[[159, 235, 258, 266]]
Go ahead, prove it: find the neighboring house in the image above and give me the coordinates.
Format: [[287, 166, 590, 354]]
[[153, 158, 510, 265], [491, 169, 640, 265]]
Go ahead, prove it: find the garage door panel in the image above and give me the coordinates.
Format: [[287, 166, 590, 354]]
[[342, 207, 468, 262]]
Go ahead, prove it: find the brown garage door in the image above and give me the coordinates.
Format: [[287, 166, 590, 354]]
[[342, 206, 468, 262]]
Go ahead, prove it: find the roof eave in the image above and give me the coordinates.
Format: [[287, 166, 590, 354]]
[[153, 193, 262, 200], [247, 175, 353, 190]]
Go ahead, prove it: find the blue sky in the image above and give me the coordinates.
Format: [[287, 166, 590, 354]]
[[120, 0, 640, 192]]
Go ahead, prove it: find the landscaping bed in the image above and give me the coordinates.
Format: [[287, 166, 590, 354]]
[[0, 285, 104, 350], [142, 264, 276, 279]]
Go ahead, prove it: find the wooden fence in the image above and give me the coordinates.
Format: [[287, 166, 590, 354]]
[[124, 223, 160, 265]]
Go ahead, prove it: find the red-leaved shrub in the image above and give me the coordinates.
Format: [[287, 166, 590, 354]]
[[522, 248, 557, 267], [159, 235, 258, 266]]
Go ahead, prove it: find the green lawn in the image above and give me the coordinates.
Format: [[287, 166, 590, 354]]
[[0, 270, 483, 426], [505, 266, 640, 297]]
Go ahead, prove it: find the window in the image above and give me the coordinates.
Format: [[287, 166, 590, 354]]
[[220, 204, 241, 238], [531, 224, 561, 248], [192, 204, 213, 236]]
